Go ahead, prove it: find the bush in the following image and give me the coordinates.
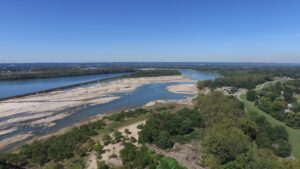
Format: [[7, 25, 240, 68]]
[[120, 143, 184, 169], [155, 131, 174, 149], [246, 90, 257, 101], [270, 126, 289, 141], [113, 131, 123, 143], [102, 135, 112, 146], [274, 139, 292, 158]]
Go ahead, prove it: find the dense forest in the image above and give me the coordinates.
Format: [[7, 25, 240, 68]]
[[197, 69, 273, 89], [139, 108, 203, 149], [195, 92, 294, 168], [197, 66, 300, 89], [0, 67, 134, 80], [0, 68, 181, 81], [126, 69, 181, 78]]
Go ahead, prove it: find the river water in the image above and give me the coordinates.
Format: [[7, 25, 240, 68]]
[[0, 69, 217, 151], [0, 73, 126, 99]]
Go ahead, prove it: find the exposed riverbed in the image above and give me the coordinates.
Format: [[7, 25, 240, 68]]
[[0, 70, 217, 151]]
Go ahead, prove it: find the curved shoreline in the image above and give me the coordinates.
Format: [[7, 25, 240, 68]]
[[0, 70, 217, 152], [0, 75, 193, 151]]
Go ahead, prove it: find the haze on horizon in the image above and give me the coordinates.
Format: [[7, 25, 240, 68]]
[[0, 0, 299, 63]]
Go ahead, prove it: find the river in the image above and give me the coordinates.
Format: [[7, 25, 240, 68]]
[[0, 69, 217, 151], [0, 73, 127, 99]]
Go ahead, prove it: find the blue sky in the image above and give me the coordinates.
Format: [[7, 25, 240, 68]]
[[0, 0, 299, 63]]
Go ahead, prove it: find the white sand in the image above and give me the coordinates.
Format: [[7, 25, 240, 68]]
[[0, 75, 190, 150], [0, 133, 33, 149], [0, 128, 18, 136], [118, 120, 145, 141], [143, 97, 194, 107], [167, 83, 197, 94], [30, 112, 70, 127], [85, 153, 97, 169], [101, 142, 123, 166], [101, 120, 146, 166]]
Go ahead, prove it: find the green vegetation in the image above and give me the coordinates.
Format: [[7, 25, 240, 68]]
[[120, 142, 185, 169], [246, 90, 257, 101], [195, 91, 293, 168], [197, 69, 273, 89], [0, 108, 151, 168], [197, 66, 300, 90], [0, 120, 105, 167], [2, 65, 300, 169], [138, 108, 203, 149], [248, 80, 300, 128], [158, 157, 186, 169], [194, 66, 300, 79], [107, 108, 150, 122], [127, 69, 181, 78], [0, 67, 134, 80], [240, 94, 300, 160]]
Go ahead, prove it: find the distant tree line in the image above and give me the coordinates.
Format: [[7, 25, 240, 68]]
[[197, 70, 273, 90], [194, 66, 300, 79], [197, 66, 300, 90], [0, 67, 134, 80], [127, 69, 181, 78], [0, 68, 182, 81]]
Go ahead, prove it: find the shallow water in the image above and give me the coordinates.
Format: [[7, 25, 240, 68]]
[[0, 69, 217, 151]]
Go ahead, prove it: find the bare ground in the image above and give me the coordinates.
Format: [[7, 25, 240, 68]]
[[148, 142, 206, 169]]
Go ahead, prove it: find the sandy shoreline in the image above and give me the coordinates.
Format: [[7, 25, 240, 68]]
[[0, 75, 192, 150], [167, 83, 197, 94]]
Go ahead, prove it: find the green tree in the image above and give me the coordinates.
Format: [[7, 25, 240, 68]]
[[235, 148, 284, 169], [270, 126, 289, 141], [247, 90, 257, 101], [274, 139, 291, 158], [178, 118, 193, 135], [204, 126, 251, 164], [155, 131, 174, 149]]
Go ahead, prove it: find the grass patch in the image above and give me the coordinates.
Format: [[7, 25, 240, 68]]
[[158, 157, 186, 169], [240, 94, 300, 160], [255, 77, 289, 90]]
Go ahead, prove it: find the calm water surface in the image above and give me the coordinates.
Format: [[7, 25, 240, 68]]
[[0, 69, 217, 151], [0, 73, 126, 99]]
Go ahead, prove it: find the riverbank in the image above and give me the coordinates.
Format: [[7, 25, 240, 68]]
[[167, 83, 197, 94], [0, 75, 193, 150]]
